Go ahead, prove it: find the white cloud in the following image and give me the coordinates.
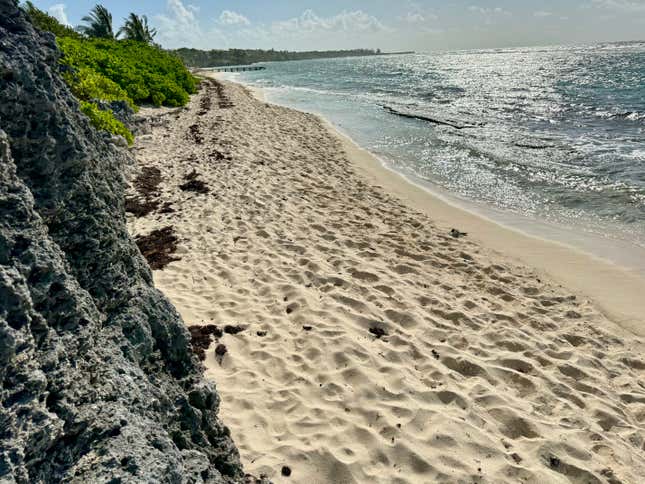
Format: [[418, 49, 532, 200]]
[[153, 3, 390, 50], [48, 3, 70, 26], [155, 0, 223, 49], [534, 11, 553, 17], [468, 6, 511, 16], [588, 0, 645, 11], [271, 10, 389, 35], [219, 10, 250, 26], [467, 5, 511, 25], [401, 12, 426, 23]]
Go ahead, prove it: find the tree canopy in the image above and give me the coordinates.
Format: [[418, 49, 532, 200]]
[[78, 4, 115, 39], [118, 13, 157, 44]]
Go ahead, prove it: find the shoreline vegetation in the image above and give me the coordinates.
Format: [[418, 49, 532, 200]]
[[23, 2, 197, 145], [173, 48, 415, 68]]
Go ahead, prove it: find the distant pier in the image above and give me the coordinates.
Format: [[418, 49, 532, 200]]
[[210, 66, 266, 72]]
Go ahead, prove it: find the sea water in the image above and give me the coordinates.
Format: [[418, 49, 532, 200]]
[[227, 43, 645, 269]]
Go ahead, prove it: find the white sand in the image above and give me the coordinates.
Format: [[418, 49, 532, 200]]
[[127, 77, 645, 483]]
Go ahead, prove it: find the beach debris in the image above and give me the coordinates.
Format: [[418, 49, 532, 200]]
[[212, 79, 235, 109], [215, 344, 228, 365], [158, 202, 175, 214], [198, 83, 212, 115], [281, 466, 292, 477], [125, 197, 159, 218], [210, 148, 232, 161], [187, 123, 204, 144], [432, 349, 441, 360], [369, 326, 388, 339], [135, 226, 180, 270], [302, 325, 313, 331], [224, 324, 245, 335], [189, 324, 223, 361], [548, 455, 561, 470], [256, 330, 267, 337], [179, 170, 210, 194], [125, 166, 163, 217], [450, 228, 468, 239]]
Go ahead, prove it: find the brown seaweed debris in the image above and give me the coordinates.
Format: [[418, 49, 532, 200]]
[[224, 324, 244, 335], [369, 326, 388, 339], [189, 324, 223, 361], [125, 197, 159, 218], [134, 166, 162, 197], [215, 344, 228, 365], [197, 83, 213, 116], [179, 170, 209, 194], [210, 149, 232, 161], [211, 79, 234, 109], [135, 226, 180, 270], [158, 202, 175, 214], [125, 166, 163, 217], [187, 123, 204, 144]]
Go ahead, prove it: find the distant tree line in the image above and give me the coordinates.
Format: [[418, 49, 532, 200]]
[[172, 48, 384, 67]]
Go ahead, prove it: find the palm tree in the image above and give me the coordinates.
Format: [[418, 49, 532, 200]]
[[77, 4, 115, 39], [118, 13, 157, 44]]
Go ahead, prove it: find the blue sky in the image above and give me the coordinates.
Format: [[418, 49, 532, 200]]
[[32, 0, 645, 51]]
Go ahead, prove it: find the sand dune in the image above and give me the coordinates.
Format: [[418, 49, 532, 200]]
[[127, 78, 645, 483]]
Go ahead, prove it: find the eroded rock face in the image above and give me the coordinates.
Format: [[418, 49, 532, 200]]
[[0, 2, 247, 482]]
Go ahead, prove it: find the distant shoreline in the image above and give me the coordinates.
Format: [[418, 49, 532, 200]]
[[176, 47, 415, 68]]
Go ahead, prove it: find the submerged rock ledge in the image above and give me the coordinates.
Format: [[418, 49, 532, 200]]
[[0, 2, 255, 482]]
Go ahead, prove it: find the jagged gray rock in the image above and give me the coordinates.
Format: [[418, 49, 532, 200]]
[[0, 2, 257, 482]]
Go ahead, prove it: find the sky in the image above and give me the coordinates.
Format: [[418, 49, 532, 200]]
[[32, 0, 645, 51]]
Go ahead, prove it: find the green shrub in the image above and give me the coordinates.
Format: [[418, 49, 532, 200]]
[[58, 37, 197, 108], [80, 101, 134, 145], [23, 3, 197, 147], [63, 67, 136, 110]]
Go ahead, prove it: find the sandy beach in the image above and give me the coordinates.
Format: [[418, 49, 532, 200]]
[[126, 77, 645, 483]]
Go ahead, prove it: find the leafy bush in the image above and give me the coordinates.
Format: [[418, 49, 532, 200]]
[[80, 101, 134, 145], [23, 2, 197, 142], [63, 67, 136, 110], [58, 37, 197, 107]]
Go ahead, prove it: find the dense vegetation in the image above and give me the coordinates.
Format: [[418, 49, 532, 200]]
[[22, 2, 196, 145], [173, 48, 384, 67], [22, 2, 82, 39], [58, 37, 196, 108]]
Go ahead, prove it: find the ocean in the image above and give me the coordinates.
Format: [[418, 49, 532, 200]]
[[225, 42, 645, 269]]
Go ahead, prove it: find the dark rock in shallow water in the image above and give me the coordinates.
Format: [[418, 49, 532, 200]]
[[0, 2, 259, 482]]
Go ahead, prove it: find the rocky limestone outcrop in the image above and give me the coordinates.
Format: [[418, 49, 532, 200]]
[[0, 2, 254, 482]]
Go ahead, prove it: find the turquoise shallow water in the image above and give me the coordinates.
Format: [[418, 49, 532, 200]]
[[228, 43, 645, 250]]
